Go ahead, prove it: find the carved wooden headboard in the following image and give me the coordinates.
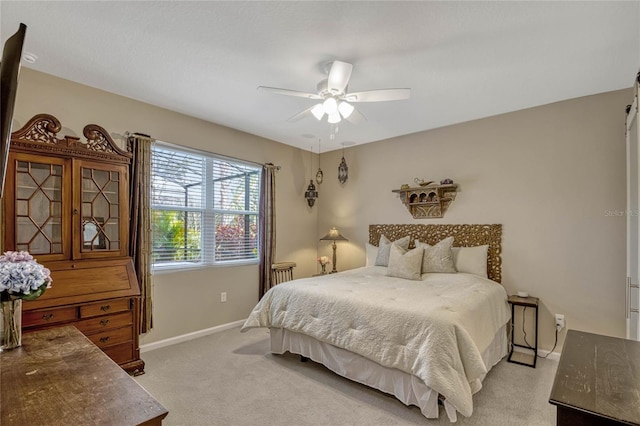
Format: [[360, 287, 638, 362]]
[[369, 224, 502, 283]]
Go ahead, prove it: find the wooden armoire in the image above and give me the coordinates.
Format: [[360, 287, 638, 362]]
[[3, 114, 144, 374]]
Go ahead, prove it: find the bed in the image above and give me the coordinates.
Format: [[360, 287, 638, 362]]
[[242, 224, 510, 422]]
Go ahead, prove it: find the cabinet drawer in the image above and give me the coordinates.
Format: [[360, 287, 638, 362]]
[[23, 306, 77, 328], [75, 311, 133, 334], [103, 342, 134, 365], [80, 299, 131, 318], [87, 326, 133, 348]]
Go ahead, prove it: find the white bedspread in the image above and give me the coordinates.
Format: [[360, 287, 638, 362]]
[[241, 266, 510, 417]]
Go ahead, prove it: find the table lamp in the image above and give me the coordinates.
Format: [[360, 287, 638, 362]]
[[320, 227, 349, 273]]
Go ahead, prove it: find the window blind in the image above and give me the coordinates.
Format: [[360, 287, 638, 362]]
[[151, 144, 260, 267]]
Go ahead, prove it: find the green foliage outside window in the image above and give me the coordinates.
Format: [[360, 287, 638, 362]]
[[152, 210, 202, 263]]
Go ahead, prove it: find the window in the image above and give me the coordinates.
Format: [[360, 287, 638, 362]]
[[151, 143, 261, 268]]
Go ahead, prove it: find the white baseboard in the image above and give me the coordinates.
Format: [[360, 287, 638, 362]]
[[140, 318, 246, 353], [536, 348, 561, 360], [512, 345, 560, 361]]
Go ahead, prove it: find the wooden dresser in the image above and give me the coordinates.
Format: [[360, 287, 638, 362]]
[[1, 326, 167, 425], [3, 114, 144, 374], [549, 330, 640, 425]]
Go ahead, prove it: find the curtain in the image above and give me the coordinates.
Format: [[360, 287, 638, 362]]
[[128, 133, 154, 333], [259, 163, 277, 298]]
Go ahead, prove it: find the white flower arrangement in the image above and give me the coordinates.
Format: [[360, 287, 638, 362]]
[[317, 256, 331, 266], [0, 251, 52, 301]]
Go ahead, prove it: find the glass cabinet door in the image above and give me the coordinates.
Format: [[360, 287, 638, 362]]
[[77, 162, 128, 258], [14, 158, 66, 258]]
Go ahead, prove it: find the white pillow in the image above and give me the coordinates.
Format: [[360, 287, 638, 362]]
[[375, 235, 410, 267], [365, 243, 378, 267], [452, 245, 489, 278], [414, 237, 457, 273], [386, 244, 424, 281]]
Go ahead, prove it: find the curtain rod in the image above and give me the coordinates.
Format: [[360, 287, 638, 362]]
[[265, 162, 281, 171], [124, 131, 153, 141], [131, 136, 280, 170]]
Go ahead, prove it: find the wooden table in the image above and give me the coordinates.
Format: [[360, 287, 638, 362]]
[[1, 325, 168, 425], [549, 329, 640, 426]]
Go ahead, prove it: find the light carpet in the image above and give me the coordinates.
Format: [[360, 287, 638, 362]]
[[135, 326, 557, 425]]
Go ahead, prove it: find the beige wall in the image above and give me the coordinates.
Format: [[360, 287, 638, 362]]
[[9, 68, 631, 352], [316, 89, 631, 352], [9, 68, 319, 344]]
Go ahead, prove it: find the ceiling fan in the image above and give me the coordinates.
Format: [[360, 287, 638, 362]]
[[257, 61, 411, 124]]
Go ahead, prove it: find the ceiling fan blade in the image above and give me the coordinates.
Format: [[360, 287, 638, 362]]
[[287, 106, 314, 122], [327, 61, 353, 94], [344, 107, 367, 125], [258, 86, 322, 100], [344, 88, 411, 102]]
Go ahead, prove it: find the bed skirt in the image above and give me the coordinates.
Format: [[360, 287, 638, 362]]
[[270, 324, 508, 422]]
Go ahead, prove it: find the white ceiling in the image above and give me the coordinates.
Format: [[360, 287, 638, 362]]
[[1, 1, 639, 152]]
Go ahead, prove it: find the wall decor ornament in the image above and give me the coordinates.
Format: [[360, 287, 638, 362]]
[[392, 180, 458, 219]]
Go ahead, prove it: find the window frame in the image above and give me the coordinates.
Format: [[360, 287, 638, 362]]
[[150, 141, 261, 272]]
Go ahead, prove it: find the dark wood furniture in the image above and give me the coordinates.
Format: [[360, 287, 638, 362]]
[[507, 295, 539, 368], [3, 114, 144, 374], [0, 326, 167, 425], [549, 330, 640, 426]]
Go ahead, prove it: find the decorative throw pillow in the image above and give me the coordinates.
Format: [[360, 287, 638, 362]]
[[386, 244, 424, 281], [365, 243, 378, 267], [452, 245, 489, 278], [414, 236, 457, 273], [375, 235, 411, 266]]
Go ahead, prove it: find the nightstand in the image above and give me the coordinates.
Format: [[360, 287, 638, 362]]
[[507, 295, 539, 368]]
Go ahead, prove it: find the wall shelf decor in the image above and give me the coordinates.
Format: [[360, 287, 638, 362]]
[[392, 182, 458, 218]]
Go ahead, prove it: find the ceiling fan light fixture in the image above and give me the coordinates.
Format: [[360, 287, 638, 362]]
[[322, 97, 338, 115], [310, 104, 325, 120], [338, 101, 354, 119], [328, 112, 341, 124]]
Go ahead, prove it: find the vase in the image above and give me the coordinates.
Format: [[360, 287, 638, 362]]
[[321, 264, 326, 274], [0, 298, 22, 351]]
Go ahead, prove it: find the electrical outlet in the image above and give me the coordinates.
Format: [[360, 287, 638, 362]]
[[221, 292, 227, 303], [555, 314, 565, 331]]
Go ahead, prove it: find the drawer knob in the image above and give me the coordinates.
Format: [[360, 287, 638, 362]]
[[42, 313, 54, 321], [100, 319, 110, 327], [100, 336, 110, 343], [100, 305, 111, 312]]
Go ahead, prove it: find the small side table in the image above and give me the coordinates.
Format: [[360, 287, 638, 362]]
[[507, 295, 539, 368]]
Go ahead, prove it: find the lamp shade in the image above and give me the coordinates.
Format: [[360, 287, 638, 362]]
[[320, 227, 349, 242], [327, 112, 341, 124], [322, 97, 338, 114], [310, 103, 324, 120], [338, 101, 354, 119]]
